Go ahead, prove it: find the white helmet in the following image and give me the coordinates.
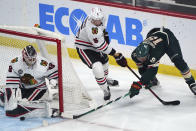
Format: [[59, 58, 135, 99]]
[[89, 7, 104, 21]]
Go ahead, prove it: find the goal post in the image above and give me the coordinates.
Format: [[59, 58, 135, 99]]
[[0, 25, 95, 117]]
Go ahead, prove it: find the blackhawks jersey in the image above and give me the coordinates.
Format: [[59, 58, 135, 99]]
[[132, 30, 170, 84], [6, 55, 58, 89], [75, 17, 114, 55]]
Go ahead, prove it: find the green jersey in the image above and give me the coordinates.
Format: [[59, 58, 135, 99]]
[[132, 31, 169, 84]]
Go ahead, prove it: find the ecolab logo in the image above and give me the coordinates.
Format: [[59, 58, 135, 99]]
[[39, 3, 143, 46]]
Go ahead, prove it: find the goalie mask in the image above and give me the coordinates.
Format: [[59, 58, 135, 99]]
[[89, 7, 104, 26], [22, 45, 37, 66]]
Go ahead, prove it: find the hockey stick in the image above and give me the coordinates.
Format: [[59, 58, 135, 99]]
[[127, 65, 180, 106], [63, 92, 131, 119]]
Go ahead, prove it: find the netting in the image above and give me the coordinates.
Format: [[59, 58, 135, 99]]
[[0, 26, 95, 115]]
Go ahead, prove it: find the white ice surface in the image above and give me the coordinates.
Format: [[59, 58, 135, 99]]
[[1, 57, 196, 131]]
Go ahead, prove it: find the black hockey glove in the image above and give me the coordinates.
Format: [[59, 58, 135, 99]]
[[103, 29, 110, 44], [129, 81, 143, 98], [113, 53, 127, 67]]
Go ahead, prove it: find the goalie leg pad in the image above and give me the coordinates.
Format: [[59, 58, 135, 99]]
[[45, 78, 58, 101], [6, 100, 53, 118]]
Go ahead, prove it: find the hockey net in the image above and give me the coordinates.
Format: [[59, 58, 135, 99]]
[[0, 25, 95, 117]]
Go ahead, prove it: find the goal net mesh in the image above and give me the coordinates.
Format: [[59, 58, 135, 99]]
[[0, 25, 95, 116]]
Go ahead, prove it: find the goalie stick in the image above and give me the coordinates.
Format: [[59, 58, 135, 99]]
[[127, 65, 180, 106]]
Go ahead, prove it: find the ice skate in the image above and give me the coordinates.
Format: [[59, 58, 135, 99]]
[[189, 82, 196, 95], [103, 86, 111, 101], [107, 78, 119, 86], [148, 77, 160, 88]]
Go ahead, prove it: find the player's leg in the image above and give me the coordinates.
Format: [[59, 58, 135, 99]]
[[138, 67, 160, 88], [0, 86, 4, 107], [92, 62, 111, 100], [166, 36, 196, 95], [148, 76, 160, 88], [45, 78, 58, 101], [76, 48, 110, 100], [102, 54, 119, 86]]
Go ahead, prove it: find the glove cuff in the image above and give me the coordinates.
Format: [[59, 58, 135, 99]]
[[109, 48, 116, 56]]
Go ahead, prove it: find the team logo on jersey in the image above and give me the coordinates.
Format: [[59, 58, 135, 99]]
[[92, 27, 98, 34], [40, 60, 48, 66], [11, 57, 18, 63], [18, 69, 23, 74]]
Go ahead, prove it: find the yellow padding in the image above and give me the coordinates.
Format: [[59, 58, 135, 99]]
[[0, 36, 195, 78], [0, 36, 38, 50]]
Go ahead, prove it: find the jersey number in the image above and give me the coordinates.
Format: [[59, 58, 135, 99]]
[[146, 36, 163, 46]]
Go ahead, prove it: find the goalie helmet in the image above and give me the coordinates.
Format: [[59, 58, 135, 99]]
[[22, 45, 37, 66]]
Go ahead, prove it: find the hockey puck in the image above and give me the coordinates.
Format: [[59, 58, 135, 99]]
[[20, 117, 25, 121]]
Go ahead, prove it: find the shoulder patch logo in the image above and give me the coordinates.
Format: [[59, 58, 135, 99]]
[[92, 27, 98, 34], [40, 60, 48, 66], [11, 57, 18, 63], [150, 57, 156, 63], [18, 69, 23, 74]]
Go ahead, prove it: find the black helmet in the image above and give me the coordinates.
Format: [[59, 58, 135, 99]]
[[22, 45, 37, 66], [135, 44, 150, 58]]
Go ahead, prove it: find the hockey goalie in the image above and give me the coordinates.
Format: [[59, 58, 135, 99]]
[[0, 45, 59, 118]]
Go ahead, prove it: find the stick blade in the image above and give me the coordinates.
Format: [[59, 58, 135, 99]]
[[163, 100, 180, 105], [60, 112, 74, 119]]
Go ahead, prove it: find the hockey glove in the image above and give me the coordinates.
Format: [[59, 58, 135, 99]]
[[103, 29, 110, 44], [113, 53, 127, 67], [129, 81, 143, 98], [20, 73, 38, 85]]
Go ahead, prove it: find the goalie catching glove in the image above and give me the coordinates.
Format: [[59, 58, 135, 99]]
[[113, 53, 127, 67], [20, 73, 38, 85]]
